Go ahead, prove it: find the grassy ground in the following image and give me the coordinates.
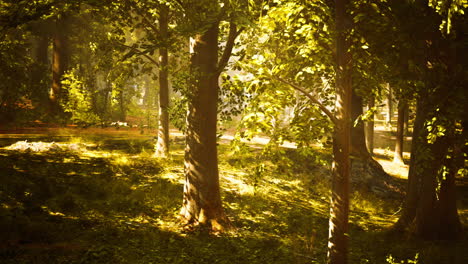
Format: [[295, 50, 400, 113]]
[[0, 128, 466, 264]]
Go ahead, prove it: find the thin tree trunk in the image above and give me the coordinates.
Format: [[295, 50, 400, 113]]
[[365, 97, 374, 154], [386, 83, 392, 126], [351, 90, 371, 160], [180, 23, 229, 231], [119, 92, 126, 121], [49, 19, 68, 115], [327, 0, 351, 262], [404, 102, 410, 136], [393, 100, 406, 164], [155, 5, 170, 158], [143, 76, 152, 107], [351, 91, 390, 185], [394, 98, 426, 231]]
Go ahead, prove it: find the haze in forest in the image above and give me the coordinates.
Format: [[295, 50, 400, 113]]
[[0, 1, 467, 263]]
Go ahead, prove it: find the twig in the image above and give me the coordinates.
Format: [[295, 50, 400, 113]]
[[274, 76, 338, 125], [117, 42, 160, 66]]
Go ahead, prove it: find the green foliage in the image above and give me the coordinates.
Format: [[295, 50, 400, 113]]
[[428, 0, 468, 33], [386, 253, 419, 264], [168, 96, 187, 132], [0, 27, 38, 124], [61, 70, 101, 126], [227, 0, 336, 163]]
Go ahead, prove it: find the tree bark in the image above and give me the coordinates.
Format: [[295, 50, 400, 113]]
[[180, 23, 229, 231], [350, 91, 392, 189], [394, 96, 463, 240], [351, 90, 371, 160], [118, 91, 126, 121], [365, 97, 374, 154], [393, 100, 406, 164], [386, 83, 392, 126], [404, 102, 410, 136], [412, 130, 462, 240], [394, 97, 425, 231], [327, 0, 351, 262], [155, 5, 170, 158], [49, 19, 68, 116]]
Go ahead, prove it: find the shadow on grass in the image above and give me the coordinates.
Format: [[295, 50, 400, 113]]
[[0, 137, 322, 263], [0, 132, 466, 264], [0, 142, 182, 263]]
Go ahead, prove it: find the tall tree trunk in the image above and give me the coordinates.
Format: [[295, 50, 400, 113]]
[[118, 92, 126, 121], [351, 90, 371, 159], [412, 131, 462, 239], [350, 91, 391, 187], [327, 0, 351, 262], [394, 97, 426, 231], [155, 5, 170, 158], [386, 83, 393, 126], [49, 19, 68, 116], [393, 100, 406, 164], [394, 96, 462, 240], [365, 97, 374, 154], [179, 24, 228, 231], [404, 102, 410, 136], [143, 76, 152, 107]]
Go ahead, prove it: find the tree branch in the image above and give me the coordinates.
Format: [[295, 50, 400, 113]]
[[216, 22, 241, 74], [117, 42, 160, 67], [274, 76, 338, 125]]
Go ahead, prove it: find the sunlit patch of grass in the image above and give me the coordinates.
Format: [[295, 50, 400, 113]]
[[0, 130, 466, 263], [373, 148, 410, 179], [350, 192, 400, 231]]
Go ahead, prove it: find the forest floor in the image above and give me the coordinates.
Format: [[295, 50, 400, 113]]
[[0, 127, 466, 264]]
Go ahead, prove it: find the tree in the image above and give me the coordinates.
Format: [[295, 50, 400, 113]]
[[109, 0, 179, 157], [178, 0, 242, 231], [327, 0, 352, 262], [393, 99, 406, 164], [0, 27, 35, 124], [350, 89, 391, 186], [364, 97, 374, 154], [347, 0, 465, 240], [181, 23, 228, 230], [385, 83, 392, 126], [154, 4, 170, 157], [370, 0, 468, 240], [49, 16, 69, 116]]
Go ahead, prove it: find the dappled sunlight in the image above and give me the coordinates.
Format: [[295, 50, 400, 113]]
[[4, 140, 86, 152], [221, 171, 255, 195], [0, 131, 465, 263], [373, 148, 409, 179]]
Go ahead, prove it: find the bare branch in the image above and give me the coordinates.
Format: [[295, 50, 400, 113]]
[[274, 76, 338, 125], [117, 42, 160, 67], [216, 22, 240, 74]]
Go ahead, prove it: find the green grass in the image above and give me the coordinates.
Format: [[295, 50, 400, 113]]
[[0, 129, 466, 263]]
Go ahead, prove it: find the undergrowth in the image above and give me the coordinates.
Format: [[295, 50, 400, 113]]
[[0, 131, 466, 263]]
